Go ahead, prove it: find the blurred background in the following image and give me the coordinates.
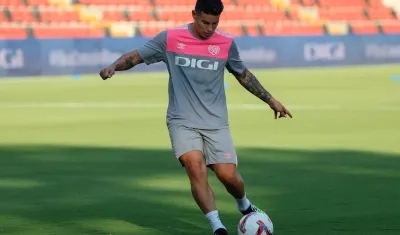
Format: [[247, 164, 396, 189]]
[[0, 0, 400, 235], [0, 0, 400, 38]]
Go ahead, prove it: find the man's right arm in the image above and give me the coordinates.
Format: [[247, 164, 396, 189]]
[[110, 50, 144, 71], [100, 30, 166, 79]]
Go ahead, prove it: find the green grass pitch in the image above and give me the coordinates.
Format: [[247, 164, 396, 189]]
[[0, 65, 399, 235]]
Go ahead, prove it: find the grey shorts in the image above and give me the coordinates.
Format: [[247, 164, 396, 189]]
[[167, 123, 238, 166]]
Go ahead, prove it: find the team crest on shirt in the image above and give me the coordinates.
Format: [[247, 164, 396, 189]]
[[177, 43, 185, 50], [208, 45, 220, 56]]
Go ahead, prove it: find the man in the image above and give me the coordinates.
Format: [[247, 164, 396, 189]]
[[99, 0, 292, 234]]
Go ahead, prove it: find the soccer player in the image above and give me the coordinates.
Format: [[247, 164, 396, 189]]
[[99, 0, 292, 234]]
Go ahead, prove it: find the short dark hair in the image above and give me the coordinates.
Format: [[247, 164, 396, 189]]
[[195, 0, 224, 16]]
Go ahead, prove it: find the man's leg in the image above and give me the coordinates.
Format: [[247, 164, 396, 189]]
[[179, 151, 227, 234], [210, 163, 264, 215], [168, 124, 228, 234], [201, 128, 265, 215]]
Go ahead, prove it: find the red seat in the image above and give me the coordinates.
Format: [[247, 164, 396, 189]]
[[236, 0, 271, 6], [245, 24, 261, 36], [0, 11, 9, 22], [351, 21, 379, 35], [157, 10, 192, 22], [263, 21, 324, 36], [318, 0, 366, 7], [26, 0, 50, 5], [0, 25, 27, 39], [367, 8, 395, 20], [319, 8, 366, 21], [153, 0, 193, 6], [127, 8, 154, 21], [139, 23, 169, 37], [301, 0, 316, 6], [367, 0, 384, 7], [39, 7, 80, 22], [218, 24, 244, 37], [102, 10, 126, 21], [380, 21, 400, 34], [79, 0, 150, 6], [32, 23, 105, 38], [0, 0, 23, 6], [9, 6, 38, 23]]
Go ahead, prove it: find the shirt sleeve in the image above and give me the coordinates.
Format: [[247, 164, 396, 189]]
[[225, 39, 246, 75], [136, 30, 167, 65]]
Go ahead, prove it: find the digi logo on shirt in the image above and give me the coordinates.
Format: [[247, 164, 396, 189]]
[[175, 56, 219, 71]]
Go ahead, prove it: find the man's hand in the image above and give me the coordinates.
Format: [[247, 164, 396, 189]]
[[99, 65, 115, 80], [268, 97, 292, 119], [233, 68, 293, 119], [99, 50, 144, 80]]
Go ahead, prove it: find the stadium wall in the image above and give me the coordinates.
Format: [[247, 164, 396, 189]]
[[1, 34, 400, 77]]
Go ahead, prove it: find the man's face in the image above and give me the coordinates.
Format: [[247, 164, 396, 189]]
[[192, 10, 220, 39]]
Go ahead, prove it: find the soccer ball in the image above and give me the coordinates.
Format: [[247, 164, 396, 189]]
[[237, 212, 274, 235]]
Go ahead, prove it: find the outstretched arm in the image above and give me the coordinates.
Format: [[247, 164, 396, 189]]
[[233, 68, 273, 105], [225, 39, 291, 119], [99, 31, 166, 80], [232, 68, 292, 119], [99, 50, 144, 79], [111, 50, 144, 71]]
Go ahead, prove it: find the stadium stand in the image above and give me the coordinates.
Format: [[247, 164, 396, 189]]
[[0, 0, 399, 39]]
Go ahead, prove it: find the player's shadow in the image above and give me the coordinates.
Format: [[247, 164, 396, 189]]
[[0, 145, 399, 234]]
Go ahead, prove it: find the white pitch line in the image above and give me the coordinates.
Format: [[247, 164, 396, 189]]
[[0, 102, 166, 109], [0, 102, 399, 111]]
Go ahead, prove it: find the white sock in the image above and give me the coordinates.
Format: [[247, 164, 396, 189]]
[[205, 210, 226, 232], [236, 194, 251, 211]]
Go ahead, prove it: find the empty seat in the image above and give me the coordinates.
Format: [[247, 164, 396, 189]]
[[0, 0, 23, 6], [153, 0, 193, 6], [9, 6, 38, 23], [301, 0, 316, 6], [263, 21, 324, 36], [79, 0, 150, 6], [39, 7, 80, 22], [139, 22, 170, 37], [380, 20, 400, 34], [367, 0, 384, 7], [319, 8, 366, 21], [217, 24, 244, 36], [102, 9, 126, 21], [367, 7, 395, 20], [0, 10, 9, 22], [351, 21, 379, 34], [127, 8, 154, 21], [236, 0, 271, 6], [156, 10, 192, 22], [318, 0, 366, 8], [244, 23, 261, 36], [0, 25, 27, 39], [26, 0, 49, 5], [32, 23, 105, 38], [220, 10, 241, 21]]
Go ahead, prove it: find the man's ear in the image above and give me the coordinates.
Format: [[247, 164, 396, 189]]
[[192, 10, 196, 20]]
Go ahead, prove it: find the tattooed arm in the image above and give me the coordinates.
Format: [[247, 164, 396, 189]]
[[111, 50, 143, 71], [233, 68, 293, 119], [99, 51, 143, 80], [233, 68, 274, 105], [226, 40, 292, 118], [99, 31, 166, 80]]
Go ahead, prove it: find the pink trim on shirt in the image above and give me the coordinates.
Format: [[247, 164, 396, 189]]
[[166, 26, 232, 60]]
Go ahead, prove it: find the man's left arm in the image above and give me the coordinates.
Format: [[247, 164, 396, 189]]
[[233, 68, 273, 105], [225, 40, 292, 119]]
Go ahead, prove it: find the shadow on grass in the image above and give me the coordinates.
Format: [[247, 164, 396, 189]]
[[0, 145, 399, 235]]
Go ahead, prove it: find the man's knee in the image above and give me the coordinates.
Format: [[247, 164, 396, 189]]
[[211, 163, 241, 185], [180, 150, 207, 181]]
